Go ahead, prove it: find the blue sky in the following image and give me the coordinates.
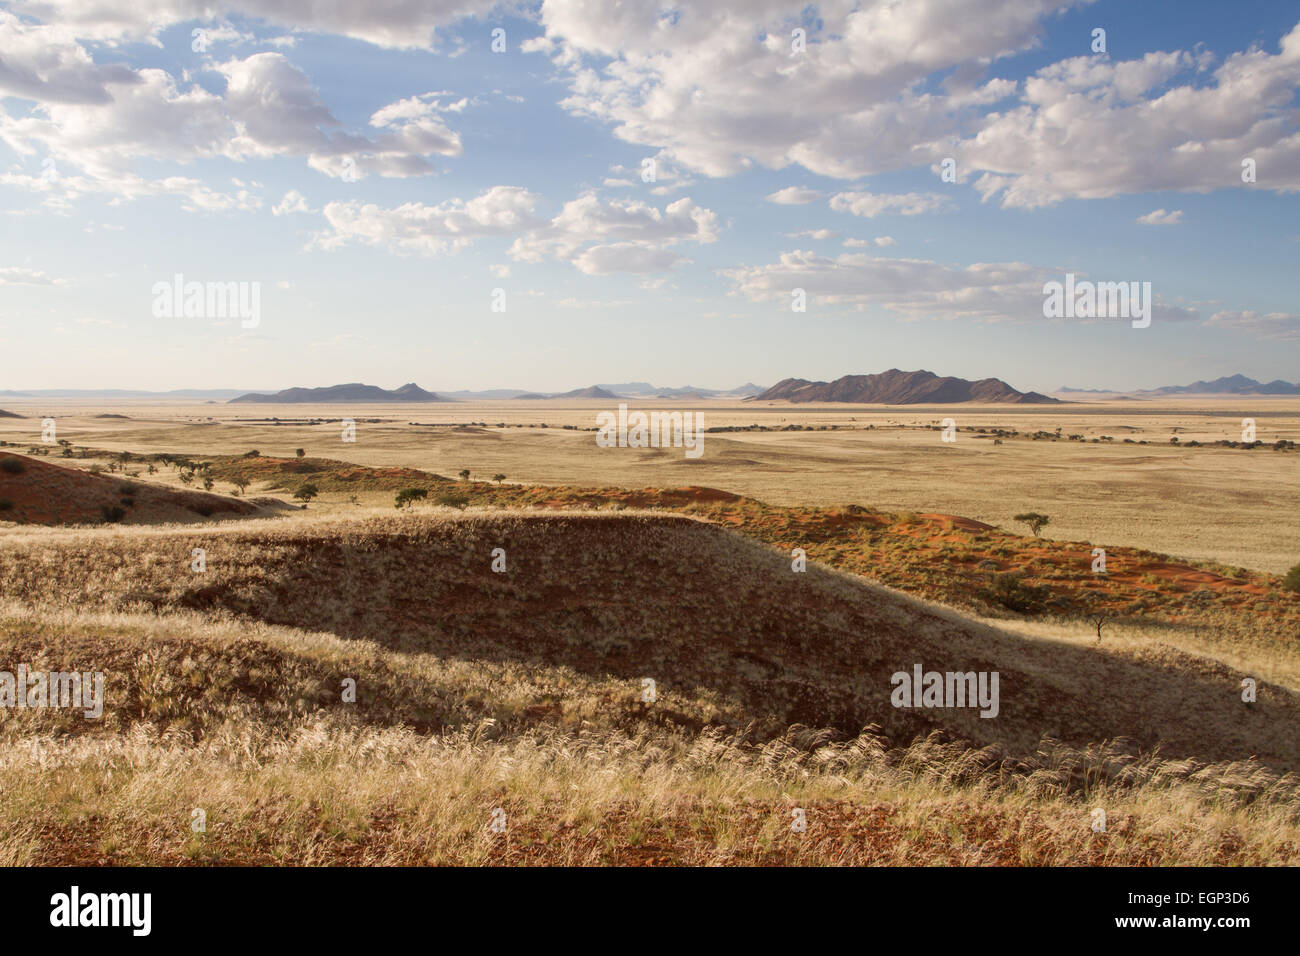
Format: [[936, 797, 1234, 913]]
[[1, 0, 1298, 393]]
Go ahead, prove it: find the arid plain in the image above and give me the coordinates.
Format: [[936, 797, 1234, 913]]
[[4, 396, 1297, 571]]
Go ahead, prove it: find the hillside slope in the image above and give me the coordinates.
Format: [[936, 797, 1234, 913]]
[[4, 512, 1294, 771], [0, 453, 264, 525]]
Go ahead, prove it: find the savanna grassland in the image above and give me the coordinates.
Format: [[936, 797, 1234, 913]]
[[0, 398, 1298, 865]]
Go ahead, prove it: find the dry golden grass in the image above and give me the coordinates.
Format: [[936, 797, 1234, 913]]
[[1, 511, 1297, 865]]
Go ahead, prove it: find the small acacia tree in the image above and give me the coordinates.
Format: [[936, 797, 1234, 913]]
[[458, 469, 471, 482], [492, 473, 506, 484], [296, 448, 305, 458], [395, 487, 428, 509], [294, 483, 319, 506], [1014, 512, 1050, 537]]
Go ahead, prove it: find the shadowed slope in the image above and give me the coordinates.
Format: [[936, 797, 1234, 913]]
[[4, 512, 1295, 772]]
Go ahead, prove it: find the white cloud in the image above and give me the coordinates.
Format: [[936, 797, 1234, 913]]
[[1137, 208, 1183, 225], [829, 190, 953, 218], [0, 43, 463, 209], [766, 187, 824, 205], [272, 189, 311, 216], [537, 0, 1062, 179], [6, 0, 501, 50], [0, 266, 67, 285], [725, 249, 1200, 324], [508, 193, 718, 273], [958, 30, 1300, 207], [786, 228, 838, 240], [312, 186, 544, 256], [1206, 310, 1300, 340], [843, 236, 896, 247]]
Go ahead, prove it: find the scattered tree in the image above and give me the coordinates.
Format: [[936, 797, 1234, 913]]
[[1089, 612, 1107, 643], [1014, 512, 1050, 537], [294, 483, 319, 506], [232, 477, 250, 496], [492, 473, 506, 484], [395, 487, 429, 509], [296, 448, 305, 458], [202, 476, 215, 491], [458, 469, 471, 482]]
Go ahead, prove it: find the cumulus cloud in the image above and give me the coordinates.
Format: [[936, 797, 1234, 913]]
[[1137, 208, 1183, 225], [0, 40, 463, 208], [534, 0, 1064, 179], [312, 185, 544, 256], [5, 0, 501, 49], [1206, 310, 1300, 340], [766, 187, 824, 205], [272, 189, 311, 215], [310, 188, 718, 274], [957, 29, 1300, 207], [508, 193, 718, 272], [0, 266, 67, 285], [829, 190, 953, 217], [725, 249, 1201, 324]]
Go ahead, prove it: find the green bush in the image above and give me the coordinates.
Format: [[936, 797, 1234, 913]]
[[1283, 563, 1300, 595], [433, 489, 470, 510]]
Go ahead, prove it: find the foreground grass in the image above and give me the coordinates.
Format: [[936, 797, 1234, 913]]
[[1, 600, 1297, 866]]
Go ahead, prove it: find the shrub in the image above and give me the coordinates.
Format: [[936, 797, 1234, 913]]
[[981, 572, 1048, 613], [101, 504, 126, 523], [293, 484, 320, 505], [0, 498, 12, 511], [1283, 563, 1300, 595], [243, 449, 260, 458], [434, 489, 470, 510], [0, 456, 25, 475]]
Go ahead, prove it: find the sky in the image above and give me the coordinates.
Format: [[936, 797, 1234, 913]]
[[1, 0, 1298, 394]]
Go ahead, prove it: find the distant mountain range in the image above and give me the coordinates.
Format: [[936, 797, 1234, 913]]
[[1057, 374, 1300, 396], [448, 382, 766, 400], [752, 369, 1059, 404], [229, 383, 453, 403], [0, 388, 254, 399]]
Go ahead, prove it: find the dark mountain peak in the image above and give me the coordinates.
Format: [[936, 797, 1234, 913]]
[[750, 369, 1059, 404], [229, 383, 454, 404]]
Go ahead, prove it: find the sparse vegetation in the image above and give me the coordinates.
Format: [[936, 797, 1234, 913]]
[[1014, 512, 1050, 537], [395, 487, 429, 509], [433, 489, 470, 510]]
